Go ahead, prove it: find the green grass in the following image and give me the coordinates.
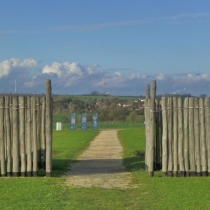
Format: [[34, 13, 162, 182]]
[[52, 129, 99, 176], [53, 122, 144, 130], [1, 128, 210, 209], [53, 113, 70, 123], [118, 128, 210, 209]]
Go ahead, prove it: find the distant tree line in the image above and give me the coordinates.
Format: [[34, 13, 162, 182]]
[[53, 95, 144, 122]]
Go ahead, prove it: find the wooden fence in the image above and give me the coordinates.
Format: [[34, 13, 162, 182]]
[[145, 80, 210, 177], [0, 80, 52, 177]]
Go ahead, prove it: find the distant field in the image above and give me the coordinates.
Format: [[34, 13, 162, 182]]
[[53, 112, 145, 130], [53, 122, 145, 130], [53, 94, 142, 102]]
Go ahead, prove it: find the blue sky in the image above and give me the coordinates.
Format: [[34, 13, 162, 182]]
[[0, 0, 210, 96]]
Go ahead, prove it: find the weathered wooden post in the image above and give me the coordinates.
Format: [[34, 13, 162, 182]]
[[5, 96, 12, 176], [0, 96, 6, 176], [184, 97, 189, 176], [194, 97, 201, 176], [199, 97, 207, 176], [189, 97, 195, 176], [19, 96, 26, 176], [41, 96, 46, 169], [12, 96, 19, 177], [36, 96, 42, 169], [26, 96, 32, 177], [173, 97, 178, 176], [155, 99, 161, 170], [178, 97, 184, 176], [148, 80, 156, 177], [204, 98, 210, 176], [32, 96, 38, 176], [46, 80, 52, 177], [167, 97, 173, 176], [145, 84, 150, 171], [161, 97, 168, 176]]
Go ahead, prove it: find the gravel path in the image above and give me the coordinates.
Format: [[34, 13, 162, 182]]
[[63, 130, 132, 188]]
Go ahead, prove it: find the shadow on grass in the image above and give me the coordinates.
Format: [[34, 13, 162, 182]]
[[51, 155, 145, 177], [123, 152, 145, 171]]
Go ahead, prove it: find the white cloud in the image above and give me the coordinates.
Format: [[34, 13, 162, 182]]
[[1, 58, 210, 96], [0, 58, 39, 79], [115, 71, 121, 76], [42, 62, 90, 78], [156, 73, 165, 80]]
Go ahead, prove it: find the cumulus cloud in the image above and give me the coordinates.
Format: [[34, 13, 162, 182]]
[[0, 58, 210, 96], [42, 61, 92, 78], [156, 73, 165, 80], [0, 58, 39, 79]]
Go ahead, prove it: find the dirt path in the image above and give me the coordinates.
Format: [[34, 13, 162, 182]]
[[63, 130, 133, 188]]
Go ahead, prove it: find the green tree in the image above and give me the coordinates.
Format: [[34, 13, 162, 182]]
[[129, 110, 138, 122]]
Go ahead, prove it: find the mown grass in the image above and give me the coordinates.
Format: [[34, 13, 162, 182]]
[[1, 128, 210, 209], [52, 129, 99, 176], [53, 122, 144, 130]]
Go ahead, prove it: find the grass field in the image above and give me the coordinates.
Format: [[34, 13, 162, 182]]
[[0, 128, 210, 209]]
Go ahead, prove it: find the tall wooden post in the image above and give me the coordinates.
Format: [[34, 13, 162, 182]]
[[26, 96, 32, 177], [178, 97, 184, 176], [161, 97, 168, 176], [148, 80, 156, 177], [155, 99, 161, 170], [199, 97, 207, 176], [145, 84, 150, 171], [32, 96, 38, 176], [5, 96, 11, 176], [167, 97, 173, 177], [41, 96, 46, 169], [194, 98, 201, 176], [0, 96, 6, 176], [19, 96, 26, 177], [184, 97, 189, 176], [36, 96, 42, 169], [46, 80, 52, 177], [189, 97, 195, 176], [173, 97, 178, 176], [205, 98, 210, 176], [12, 96, 19, 177]]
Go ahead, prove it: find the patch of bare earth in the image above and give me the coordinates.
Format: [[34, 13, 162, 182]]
[[63, 130, 133, 188]]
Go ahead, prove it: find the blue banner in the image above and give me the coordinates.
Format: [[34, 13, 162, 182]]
[[81, 113, 87, 130], [92, 113, 98, 130], [70, 113, 76, 130]]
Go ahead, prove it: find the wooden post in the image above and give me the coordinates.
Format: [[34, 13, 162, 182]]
[[204, 98, 210, 176], [199, 97, 207, 176], [148, 80, 156, 177], [32, 96, 38, 176], [36, 96, 42, 169], [183, 97, 189, 176], [189, 97, 195, 176], [178, 97, 184, 176], [173, 97, 178, 177], [145, 84, 150, 171], [5, 96, 11, 176], [194, 97, 201, 176], [0, 96, 6, 176], [41, 96, 46, 169], [12, 96, 19, 177], [19, 96, 26, 177], [26, 96, 32, 177], [155, 99, 161, 170], [46, 80, 52, 177], [161, 97, 168, 176], [167, 97, 173, 176]]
